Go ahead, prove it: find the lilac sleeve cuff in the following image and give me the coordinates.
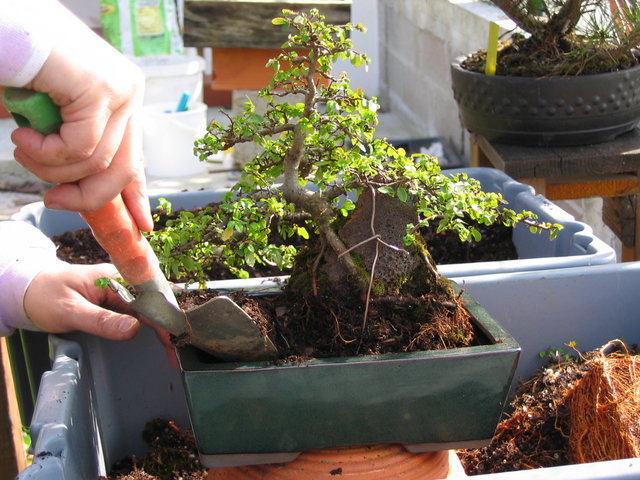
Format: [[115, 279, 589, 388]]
[[0, 2, 53, 87], [0, 221, 64, 335]]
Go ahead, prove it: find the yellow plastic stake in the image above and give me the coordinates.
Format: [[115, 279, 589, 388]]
[[485, 21, 500, 76]]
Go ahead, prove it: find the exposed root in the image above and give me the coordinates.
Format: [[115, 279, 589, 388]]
[[566, 342, 640, 463]]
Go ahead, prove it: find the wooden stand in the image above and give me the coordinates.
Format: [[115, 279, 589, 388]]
[[470, 130, 640, 262], [0, 337, 27, 479]]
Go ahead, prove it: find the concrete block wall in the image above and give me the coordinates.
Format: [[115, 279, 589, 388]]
[[377, 0, 513, 163], [375, 0, 622, 259]]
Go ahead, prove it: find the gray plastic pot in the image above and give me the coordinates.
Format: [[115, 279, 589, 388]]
[[9, 167, 621, 478], [451, 262, 640, 479], [451, 57, 640, 147]]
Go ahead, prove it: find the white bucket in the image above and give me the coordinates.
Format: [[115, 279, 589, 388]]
[[142, 101, 208, 178], [131, 50, 206, 105]]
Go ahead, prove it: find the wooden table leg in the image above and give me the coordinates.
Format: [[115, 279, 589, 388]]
[[0, 336, 27, 479], [469, 134, 494, 168], [620, 173, 640, 261], [519, 178, 547, 197]]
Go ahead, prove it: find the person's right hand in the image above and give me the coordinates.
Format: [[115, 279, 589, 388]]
[[9, 1, 153, 232]]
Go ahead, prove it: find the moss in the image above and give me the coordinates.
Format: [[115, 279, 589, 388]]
[[331, 214, 348, 230], [370, 279, 386, 296], [390, 273, 412, 295], [411, 305, 428, 323], [350, 252, 365, 269]]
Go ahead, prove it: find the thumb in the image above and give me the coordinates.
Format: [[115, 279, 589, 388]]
[[50, 300, 140, 341], [70, 306, 141, 341]]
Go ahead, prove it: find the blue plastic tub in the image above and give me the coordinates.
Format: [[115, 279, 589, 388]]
[[11, 168, 616, 281], [16, 261, 640, 479]]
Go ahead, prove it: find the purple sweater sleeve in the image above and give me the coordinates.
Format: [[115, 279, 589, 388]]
[[0, 221, 64, 335], [0, 2, 53, 87]]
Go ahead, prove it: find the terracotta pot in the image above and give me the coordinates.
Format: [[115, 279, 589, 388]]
[[451, 57, 640, 147], [205, 445, 465, 479]]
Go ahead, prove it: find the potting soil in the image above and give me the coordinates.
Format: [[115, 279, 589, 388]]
[[458, 342, 640, 475]]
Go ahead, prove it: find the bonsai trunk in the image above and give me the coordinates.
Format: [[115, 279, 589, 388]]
[[277, 185, 474, 357]]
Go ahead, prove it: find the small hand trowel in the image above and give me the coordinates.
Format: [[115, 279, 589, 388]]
[[3, 87, 278, 362]]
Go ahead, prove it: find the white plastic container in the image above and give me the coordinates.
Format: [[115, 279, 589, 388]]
[[131, 50, 206, 105], [142, 101, 208, 177]]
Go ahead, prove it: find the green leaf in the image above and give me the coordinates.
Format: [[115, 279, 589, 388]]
[[221, 227, 234, 241], [378, 186, 394, 195], [182, 256, 195, 272], [296, 226, 310, 239], [171, 262, 181, 279], [94, 277, 112, 290], [397, 188, 408, 202]]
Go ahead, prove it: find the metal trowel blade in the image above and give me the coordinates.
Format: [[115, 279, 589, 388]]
[[185, 296, 279, 362]]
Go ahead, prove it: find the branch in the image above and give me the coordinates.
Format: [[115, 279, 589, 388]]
[[489, 0, 548, 34], [555, 0, 584, 32]]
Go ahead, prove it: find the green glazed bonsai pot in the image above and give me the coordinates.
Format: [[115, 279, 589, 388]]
[[176, 283, 520, 468]]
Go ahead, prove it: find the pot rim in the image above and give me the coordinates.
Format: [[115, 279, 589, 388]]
[[176, 281, 521, 372], [451, 55, 640, 81]]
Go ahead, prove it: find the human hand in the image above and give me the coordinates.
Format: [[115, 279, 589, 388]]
[[24, 262, 141, 340], [24, 262, 177, 367], [9, 2, 153, 232]]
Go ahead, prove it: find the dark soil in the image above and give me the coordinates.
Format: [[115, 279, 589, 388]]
[[104, 418, 207, 480], [458, 358, 590, 474], [459, 343, 640, 475], [178, 267, 483, 364]]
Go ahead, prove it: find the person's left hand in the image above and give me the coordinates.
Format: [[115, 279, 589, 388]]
[[24, 262, 177, 368]]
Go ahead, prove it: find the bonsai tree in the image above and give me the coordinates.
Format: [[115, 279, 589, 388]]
[[467, 0, 640, 76], [149, 9, 560, 358]]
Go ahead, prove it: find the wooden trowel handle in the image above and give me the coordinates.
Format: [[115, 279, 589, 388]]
[[80, 197, 160, 286], [2, 87, 160, 286]]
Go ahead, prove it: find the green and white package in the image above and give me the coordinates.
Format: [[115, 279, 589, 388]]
[[100, 0, 183, 57]]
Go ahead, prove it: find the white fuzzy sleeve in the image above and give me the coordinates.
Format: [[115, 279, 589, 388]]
[[0, 221, 64, 335]]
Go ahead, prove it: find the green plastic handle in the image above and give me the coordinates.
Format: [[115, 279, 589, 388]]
[[2, 87, 62, 135]]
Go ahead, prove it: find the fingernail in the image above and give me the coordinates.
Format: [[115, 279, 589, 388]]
[[118, 316, 137, 334], [46, 202, 63, 210]]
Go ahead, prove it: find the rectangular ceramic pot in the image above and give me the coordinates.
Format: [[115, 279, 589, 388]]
[[176, 283, 520, 468]]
